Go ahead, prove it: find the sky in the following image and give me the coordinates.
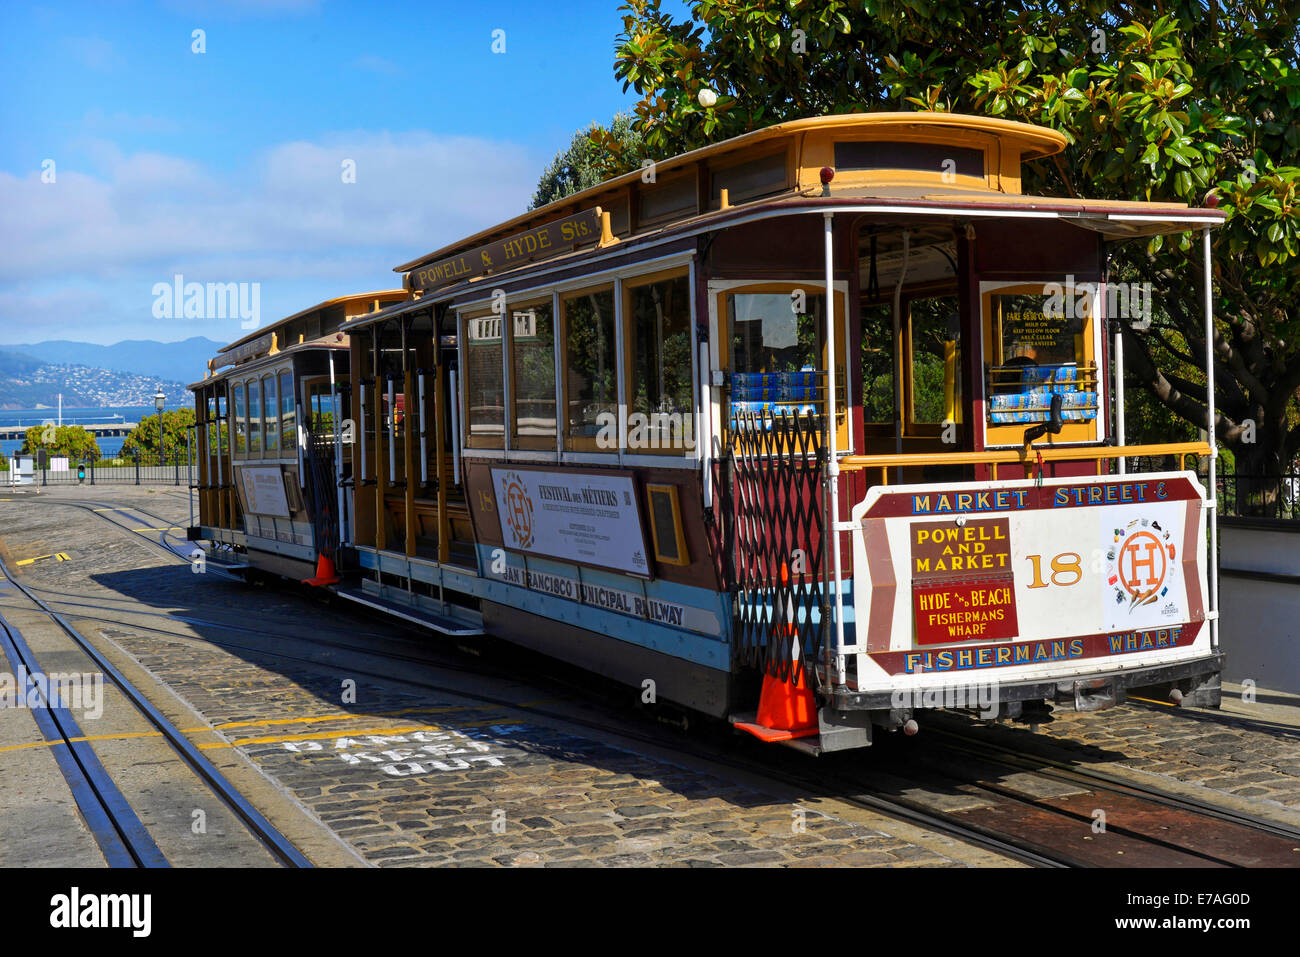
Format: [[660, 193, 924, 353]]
[[0, 0, 690, 346]]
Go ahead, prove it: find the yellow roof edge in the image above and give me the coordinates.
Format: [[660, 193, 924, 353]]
[[220, 288, 408, 353], [393, 112, 1069, 273]]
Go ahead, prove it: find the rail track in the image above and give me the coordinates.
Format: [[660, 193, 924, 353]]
[[0, 549, 312, 868], [7, 492, 1300, 868]]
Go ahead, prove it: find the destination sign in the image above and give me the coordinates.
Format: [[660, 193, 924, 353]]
[[406, 207, 604, 293]]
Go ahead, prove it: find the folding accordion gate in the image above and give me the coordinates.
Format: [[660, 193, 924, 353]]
[[723, 410, 829, 684]]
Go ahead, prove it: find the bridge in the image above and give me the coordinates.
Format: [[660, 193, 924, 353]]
[[0, 422, 138, 441]]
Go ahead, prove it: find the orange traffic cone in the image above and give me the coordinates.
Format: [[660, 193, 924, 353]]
[[734, 562, 819, 742], [302, 553, 340, 587]]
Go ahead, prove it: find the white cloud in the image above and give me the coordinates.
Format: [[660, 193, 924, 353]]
[[0, 131, 539, 283], [0, 131, 541, 342]]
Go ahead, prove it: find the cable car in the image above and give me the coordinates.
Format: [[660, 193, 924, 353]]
[[189, 291, 405, 579], [192, 112, 1225, 753]]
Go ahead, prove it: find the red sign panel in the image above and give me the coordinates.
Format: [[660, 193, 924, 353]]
[[909, 517, 1018, 645], [912, 579, 1019, 645]]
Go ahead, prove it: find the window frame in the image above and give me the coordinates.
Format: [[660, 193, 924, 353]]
[[261, 373, 279, 455], [559, 283, 619, 453], [460, 309, 506, 450], [711, 279, 852, 455], [979, 279, 1106, 449], [507, 295, 558, 451], [622, 267, 696, 457], [278, 370, 296, 451], [246, 376, 262, 460], [231, 381, 247, 459], [900, 289, 963, 439]]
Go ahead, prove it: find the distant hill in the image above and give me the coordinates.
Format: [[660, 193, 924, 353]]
[[0, 352, 189, 409], [9, 337, 223, 383]]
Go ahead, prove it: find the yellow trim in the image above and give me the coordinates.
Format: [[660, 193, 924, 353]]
[[840, 441, 1210, 483], [645, 483, 690, 566]]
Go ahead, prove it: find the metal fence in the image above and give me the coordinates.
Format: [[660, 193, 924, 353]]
[[4, 449, 196, 487], [1219, 471, 1300, 522]]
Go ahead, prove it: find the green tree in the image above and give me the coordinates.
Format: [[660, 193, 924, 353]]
[[19, 424, 102, 462], [121, 408, 196, 464], [530, 111, 649, 209], [612, 1, 1300, 496]]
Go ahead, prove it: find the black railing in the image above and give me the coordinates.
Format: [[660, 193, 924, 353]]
[[29, 449, 197, 487], [1219, 471, 1300, 522]]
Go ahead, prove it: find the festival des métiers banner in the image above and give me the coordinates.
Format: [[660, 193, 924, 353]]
[[849, 472, 1210, 680], [491, 467, 650, 577]]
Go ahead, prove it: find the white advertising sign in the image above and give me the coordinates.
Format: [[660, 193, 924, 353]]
[[239, 466, 292, 518], [849, 472, 1209, 677], [491, 468, 650, 576]]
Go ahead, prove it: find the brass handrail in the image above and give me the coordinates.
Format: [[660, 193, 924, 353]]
[[839, 441, 1211, 484]]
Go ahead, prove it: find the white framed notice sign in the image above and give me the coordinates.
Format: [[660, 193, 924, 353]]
[[490, 467, 651, 577]]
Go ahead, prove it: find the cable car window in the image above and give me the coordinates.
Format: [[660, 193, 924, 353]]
[[982, 281, 1101, 445], [248, 377, 262, 456], [626, 273, 693, 454], [464, 312, 505, 447], [279, 371, 295, 449], [232, 383, 247, 457], [562, 287, 617, 449], [207, 395, 218, 455], [721, 283, 849, 452], [262, 374, 279, 453], [510, 299, 556, 447]]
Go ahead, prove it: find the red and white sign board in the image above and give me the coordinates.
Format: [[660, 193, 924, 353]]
[[848, 472, 1210, 686]]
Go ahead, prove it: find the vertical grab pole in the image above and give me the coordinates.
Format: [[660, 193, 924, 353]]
[[359, 384, 368, 484], [450, 369, 461, 487], [824, 212, 846, 687], [1113, 286, 1127, 474], [418, 372, 428, 485], [1202, 227, 1219, 652], [330, 353, 346, 546], [891, 231, 911, 484], [387, 378, 397, 485]]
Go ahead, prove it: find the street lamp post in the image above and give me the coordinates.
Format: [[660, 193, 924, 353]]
[[154, 389, 166, 468]]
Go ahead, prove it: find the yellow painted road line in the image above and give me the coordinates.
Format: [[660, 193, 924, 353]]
[[0, 730, 168, 753], [55, 553, 70, 561], [15, 555, 50, 567], [0, 702, 559, 755]]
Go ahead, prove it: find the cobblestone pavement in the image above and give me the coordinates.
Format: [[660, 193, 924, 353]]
[[1042, 693, 1300, 810], [5, 485, 1298, 866], [0, 486, 1008, 867]]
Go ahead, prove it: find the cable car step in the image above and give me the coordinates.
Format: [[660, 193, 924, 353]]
[[334, 583, 484, 637]]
